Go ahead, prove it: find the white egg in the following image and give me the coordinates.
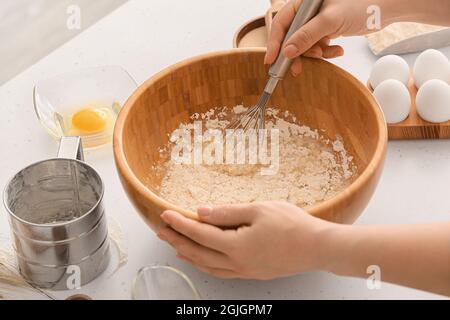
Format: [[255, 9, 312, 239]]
[[413, 49, 450, 88], [373, 79, 411, 124], [369, 55, 410, 89], [416, 79, 450, 123]]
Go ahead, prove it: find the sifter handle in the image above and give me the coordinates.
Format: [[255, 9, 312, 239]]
[[57, 136, 84, 161], [268, 0, 323, 79]]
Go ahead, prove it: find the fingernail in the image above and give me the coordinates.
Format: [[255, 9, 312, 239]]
[[311, 49, 321, 57], [176, 254, 188, 262], [284, 44, 299, 58], [157, 232, 167, 241], [161, 211, 172, 223], [197, 206, 213, 217]]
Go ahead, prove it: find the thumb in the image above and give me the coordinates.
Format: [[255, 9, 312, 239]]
[[284, 14, 332, 59], [197, 204, 257, 227]]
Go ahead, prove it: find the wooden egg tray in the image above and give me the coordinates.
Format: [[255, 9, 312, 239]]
[[369, 77, 450, 140]]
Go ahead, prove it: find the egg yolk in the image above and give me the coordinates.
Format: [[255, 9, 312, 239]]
[[71, 108, 107, 134]]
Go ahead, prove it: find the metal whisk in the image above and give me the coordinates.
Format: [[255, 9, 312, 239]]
[[227, 93, 271, 131], [227, 0, 323, 131]]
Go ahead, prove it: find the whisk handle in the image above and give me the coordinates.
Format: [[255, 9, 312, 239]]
[[268, 0, 323, 80]]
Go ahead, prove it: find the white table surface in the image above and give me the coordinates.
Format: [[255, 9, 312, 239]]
[[0, 0, 449, 300]]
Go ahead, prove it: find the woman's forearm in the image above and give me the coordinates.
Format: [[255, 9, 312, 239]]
[[320, 222, 450, 296], [382, 0, 450, 26]]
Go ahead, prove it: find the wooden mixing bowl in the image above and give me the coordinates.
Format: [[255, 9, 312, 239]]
[[114, 49, 387, 231]]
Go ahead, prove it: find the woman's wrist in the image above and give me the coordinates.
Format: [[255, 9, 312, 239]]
[[379, 0, 450, 26], [374, 0, 413, 27], [304, 219, 351, 274], [313, 222, 356, 275]]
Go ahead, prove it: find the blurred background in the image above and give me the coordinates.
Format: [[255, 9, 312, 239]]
[[0, 0, 128, 85]]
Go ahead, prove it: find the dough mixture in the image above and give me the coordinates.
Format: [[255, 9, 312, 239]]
[[158, 106, 356, 211]]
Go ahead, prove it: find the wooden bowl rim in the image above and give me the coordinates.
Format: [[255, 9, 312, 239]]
[[113, 48, 388, 220]]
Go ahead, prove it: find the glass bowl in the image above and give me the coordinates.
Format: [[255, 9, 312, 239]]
[[33, 66, 137, 149], [131, 266, 201, 300]]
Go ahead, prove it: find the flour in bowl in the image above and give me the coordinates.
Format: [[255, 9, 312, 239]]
[[157, 106, 356, 211]]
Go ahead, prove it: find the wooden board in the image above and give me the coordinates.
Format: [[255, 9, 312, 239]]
[[370, 78, 450, 140]]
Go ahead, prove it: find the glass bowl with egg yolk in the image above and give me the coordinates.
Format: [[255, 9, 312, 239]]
[[33, 66, 137, 148], [66, 103, 119, 148]]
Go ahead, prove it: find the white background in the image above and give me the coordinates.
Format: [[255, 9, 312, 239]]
[[0, 0, 127, 84]]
